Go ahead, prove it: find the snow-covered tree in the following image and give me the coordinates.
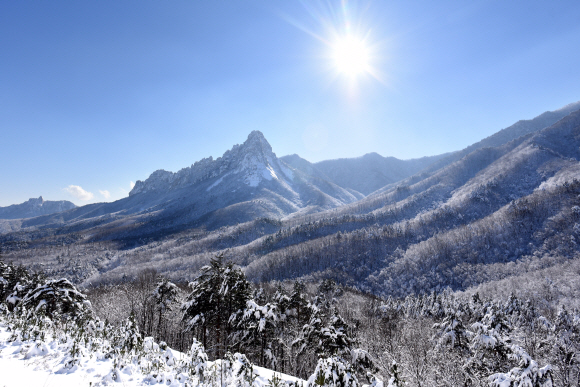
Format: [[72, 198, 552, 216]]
[[307, 356, 358, 387], [153, 276, 178, 340], [433, 306, 469, 350], [288, 281, 309, 324], [465, 320, 509, 381], [115, 312, 143, 354], [232, 299, 278, 367], [181, 255, 251, 357], [20, 278, 92, 321], [297, 306, 352, 358], [549, 306, 579, 386], [489, 345, 553, 387]]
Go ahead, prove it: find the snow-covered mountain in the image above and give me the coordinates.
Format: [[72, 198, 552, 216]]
[[0, 196, 76, 220], [124, 130, 362, 227], [131, 131, 293, 195], [314, 153, 449, 195], [420, 100, 580, 176], [2, 131, 363, 238], [2, 101, 580, 293]]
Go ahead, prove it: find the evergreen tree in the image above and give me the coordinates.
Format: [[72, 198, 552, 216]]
[[307, 356, 358, 387], [117, 312, 143, 354], [549, 306, 579, 386], [232, 299, 278, 367], [288, 281, 309, 325], [465, 320, 510, 381], [297, 306, 352, 359], [181, 255, 251, 358], [20, 278, 92, 321], [489, 345, 553, 387], [433, 301, 469, 351], [153, 276, 178, 340]]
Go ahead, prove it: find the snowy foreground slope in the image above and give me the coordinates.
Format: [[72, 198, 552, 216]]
[[0, 322, 304, 387]]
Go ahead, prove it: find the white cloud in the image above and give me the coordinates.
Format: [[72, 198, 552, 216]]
[[130, 181, 135, 189], [65, 185, 94, 201], [99, 190, 111, 199]]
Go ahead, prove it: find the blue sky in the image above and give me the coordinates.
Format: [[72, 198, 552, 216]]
[[1, 0, 580, 206]]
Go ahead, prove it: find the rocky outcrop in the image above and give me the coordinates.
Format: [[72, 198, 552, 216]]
[[130, 131, 292, 195], [0, 197, 76, 220]]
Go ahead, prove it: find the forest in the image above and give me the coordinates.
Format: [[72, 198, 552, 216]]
[[2, 254, 578, 386]]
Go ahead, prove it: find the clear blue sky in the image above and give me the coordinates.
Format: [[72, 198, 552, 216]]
[[1, 0, 580, 206]]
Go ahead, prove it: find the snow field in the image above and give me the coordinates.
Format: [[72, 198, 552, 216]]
[[0, 321, 304, 387]]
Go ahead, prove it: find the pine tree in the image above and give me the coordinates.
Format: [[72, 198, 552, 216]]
[[433, 303, 469, 350], [232, 299, 278, 367], [116, 312, 143, 354], [297, 306, 352, 359], [181, 255, 251, 358], [549, 306, 579, 386], [307, 356, 358, 387], [153, 276, 178, 341], [288, 281, 309, 325], [489, 345, 553, 387], [20, 278, 92, 321]]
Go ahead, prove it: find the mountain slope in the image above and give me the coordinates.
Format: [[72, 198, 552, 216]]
[[242, 109, 580, 295], [313, 152, 450, 195], [281, 152, 450, 196], [420, 100, 580, 175]]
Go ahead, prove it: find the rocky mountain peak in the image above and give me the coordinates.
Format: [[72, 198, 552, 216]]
[[28, 196, 44, 206], [129, 131, 288, 196], [244, 130, 271, 151]]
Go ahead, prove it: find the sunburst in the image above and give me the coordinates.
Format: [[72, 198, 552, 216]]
[[332, 35, 371, 77]]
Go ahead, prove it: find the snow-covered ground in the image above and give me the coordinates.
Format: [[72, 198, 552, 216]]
[[0, 322, 303, 387]]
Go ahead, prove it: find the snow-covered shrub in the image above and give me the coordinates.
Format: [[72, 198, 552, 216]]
[[489, 345, 553, 387], [187, 338, 208, 380], [111, 312, 143, 355], [307, 356, 358, 387], [231, 352, 258, 387], [20, 278, 92, 321]]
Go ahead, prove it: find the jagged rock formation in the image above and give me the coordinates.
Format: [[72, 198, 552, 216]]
[[131, 131, 293, 195], [0, 196, 76, 220]]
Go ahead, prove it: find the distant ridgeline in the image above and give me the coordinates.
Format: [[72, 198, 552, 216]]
[[0, 196, 76, 220]]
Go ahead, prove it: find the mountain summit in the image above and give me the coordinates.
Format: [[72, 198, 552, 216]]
[[130, 131, 290, 196], [16, 131, 361, 238], [122, 130, 364, 230]]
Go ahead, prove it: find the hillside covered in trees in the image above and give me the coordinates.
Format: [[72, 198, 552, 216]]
[[2, 258, 578, 386]]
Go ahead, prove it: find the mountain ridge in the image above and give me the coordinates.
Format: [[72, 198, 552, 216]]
[[0, 196, 76, 220]]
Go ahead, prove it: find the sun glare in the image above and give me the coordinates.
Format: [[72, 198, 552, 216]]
[[332, 36, 371, 77]]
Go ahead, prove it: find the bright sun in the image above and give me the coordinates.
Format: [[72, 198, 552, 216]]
[[332, 36, 371, 77]]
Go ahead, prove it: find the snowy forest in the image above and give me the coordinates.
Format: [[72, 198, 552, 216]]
[[2, 255, 579, 386]]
